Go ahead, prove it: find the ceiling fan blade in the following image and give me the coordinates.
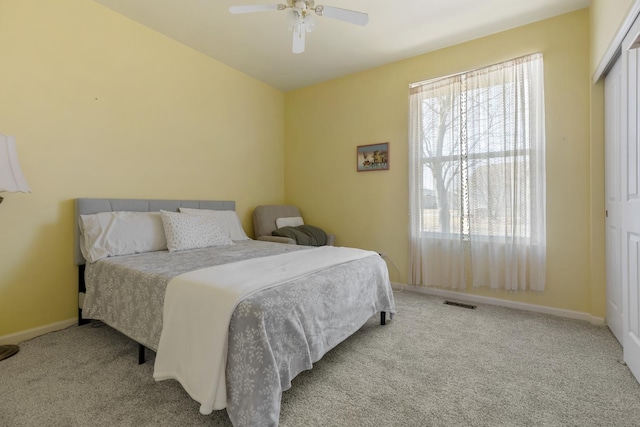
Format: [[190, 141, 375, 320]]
[[292, 21, 306, 54], [229, 4, 281, 14], [317, 5, 368, 26]]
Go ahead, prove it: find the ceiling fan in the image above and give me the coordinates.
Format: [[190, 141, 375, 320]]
[[229, 0, 368, 54]]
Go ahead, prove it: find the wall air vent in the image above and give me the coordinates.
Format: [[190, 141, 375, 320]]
[[444, 300, 477, 310]]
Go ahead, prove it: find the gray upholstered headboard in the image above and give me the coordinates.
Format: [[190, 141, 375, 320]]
[[74, 198, 236, 265]]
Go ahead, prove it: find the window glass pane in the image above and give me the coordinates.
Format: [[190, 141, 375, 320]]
[[419, 94, 461, 161], [421, 162, 461, 234], [467, 155, 530, 237]]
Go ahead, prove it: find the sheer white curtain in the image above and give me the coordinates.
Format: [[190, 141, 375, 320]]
[[409, 53, 546, 291], [409, 76, 467, 289]]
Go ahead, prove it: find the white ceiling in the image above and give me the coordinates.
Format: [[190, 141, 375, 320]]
[[93, 0, 590, 92]]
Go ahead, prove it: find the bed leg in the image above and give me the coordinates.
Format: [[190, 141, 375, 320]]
[[138, 344, 146, 365], [78, 308, 90, 326], [78, 265, 90, 326], [381, 311, 386, 325]]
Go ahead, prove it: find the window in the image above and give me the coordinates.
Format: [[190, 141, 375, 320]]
[[408, 53, 546, 291]]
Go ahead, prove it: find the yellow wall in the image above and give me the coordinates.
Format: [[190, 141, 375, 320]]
[[285, 10, 599, 315], [0, 0, 285, 337], [591, 0, 636, 73]]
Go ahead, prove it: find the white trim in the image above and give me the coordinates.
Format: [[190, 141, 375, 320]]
[[392, 283, 605, 325], [593, 0, 640, 83], [0, 318, 76, 345]]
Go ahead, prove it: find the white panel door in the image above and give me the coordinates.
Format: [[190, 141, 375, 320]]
[[622, 17, 640, 382], [605, 58, 624, 344]]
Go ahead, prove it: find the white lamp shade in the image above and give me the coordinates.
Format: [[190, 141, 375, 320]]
[[0, 134, 31, 193]]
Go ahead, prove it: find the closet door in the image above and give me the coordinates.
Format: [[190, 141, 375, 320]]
[[622, 16, 640, 381], [605, 58, 623, 344]]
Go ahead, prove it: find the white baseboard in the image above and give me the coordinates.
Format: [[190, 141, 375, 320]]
[[0, 318, 77, 345], [392, 283, 605, 325], [0, 285, 605, 344]]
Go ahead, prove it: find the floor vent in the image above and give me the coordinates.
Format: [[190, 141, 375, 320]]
[[444, 300, 477, 310]]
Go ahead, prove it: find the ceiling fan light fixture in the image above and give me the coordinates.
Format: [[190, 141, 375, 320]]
[[287, 9, 299, 32], [304, 14, 316, 32], [231, 0, 367, 53], [292, 20, 306, 53]]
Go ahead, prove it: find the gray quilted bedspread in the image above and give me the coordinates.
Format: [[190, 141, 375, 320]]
[[82, 240, 395, 427]]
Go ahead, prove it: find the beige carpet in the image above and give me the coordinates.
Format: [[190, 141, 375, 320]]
[[2, 291, 640, 426]]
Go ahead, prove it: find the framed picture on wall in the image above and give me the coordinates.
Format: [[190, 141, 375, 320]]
[[357, 142, 389, 172]]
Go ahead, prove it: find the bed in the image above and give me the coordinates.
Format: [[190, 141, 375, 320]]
[[74, 198, 395, 427]]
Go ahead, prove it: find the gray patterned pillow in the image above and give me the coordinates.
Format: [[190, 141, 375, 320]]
[[160, 210, 233, 252]]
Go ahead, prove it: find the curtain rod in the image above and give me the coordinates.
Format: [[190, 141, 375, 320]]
[[408, 52, 542, 89]]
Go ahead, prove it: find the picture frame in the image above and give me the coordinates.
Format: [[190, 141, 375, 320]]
[[357, 142, 389, 172]]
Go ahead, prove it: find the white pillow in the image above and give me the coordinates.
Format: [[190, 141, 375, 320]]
[[178, 208, 250, 241], [79, 211, 167, 263], [160, 210, 233, 252], [276, 216, 304, 229]]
